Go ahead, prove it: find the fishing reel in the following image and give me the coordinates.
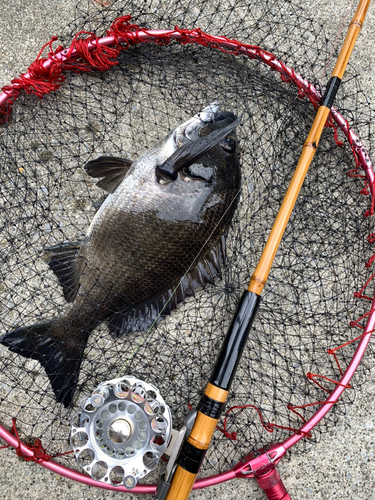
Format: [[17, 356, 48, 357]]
[[70, 375, 172, 489]]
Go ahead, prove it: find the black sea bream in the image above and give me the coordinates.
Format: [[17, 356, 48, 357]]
[[0, 102, 241, 406]]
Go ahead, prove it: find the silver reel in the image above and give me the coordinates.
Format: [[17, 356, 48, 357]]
[[70, 375, 172, 489]]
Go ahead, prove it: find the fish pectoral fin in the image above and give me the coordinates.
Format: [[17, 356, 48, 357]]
[[84, 156, 133, 193], [43, 242, 82, 303], [109, 235, 227, 339], [0, 321, 86, 407]]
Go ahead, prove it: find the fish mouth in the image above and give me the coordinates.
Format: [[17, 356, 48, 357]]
[[194, 101, 220, 123], [156, 106, 240, 183], [175, 102, 237, 144]]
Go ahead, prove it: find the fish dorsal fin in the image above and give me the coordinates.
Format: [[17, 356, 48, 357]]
[[43, 242, 82, 303], [109, 235, 227, 338], [84, 156, 133, 193]]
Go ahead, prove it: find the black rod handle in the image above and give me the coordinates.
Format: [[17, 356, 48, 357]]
[[209, 290, 261, 391]]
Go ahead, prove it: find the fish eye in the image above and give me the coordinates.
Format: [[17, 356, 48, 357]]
[[220, 136, 236, 154]]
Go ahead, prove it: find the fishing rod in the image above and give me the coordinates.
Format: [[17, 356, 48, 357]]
[[159, 1, 372, 499]]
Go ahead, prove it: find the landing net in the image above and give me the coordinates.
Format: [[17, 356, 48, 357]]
[[0, 0, 374, 488]]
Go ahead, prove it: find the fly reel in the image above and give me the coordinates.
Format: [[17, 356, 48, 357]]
[[70, 375, 172, 489]]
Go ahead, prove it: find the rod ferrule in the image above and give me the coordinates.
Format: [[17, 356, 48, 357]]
[[197, 395, 225, 419], [321, 76, 342, 109], [176, 441, 206, 474]]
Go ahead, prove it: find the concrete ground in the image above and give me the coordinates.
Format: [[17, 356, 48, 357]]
[[0, 1, 374, 499]]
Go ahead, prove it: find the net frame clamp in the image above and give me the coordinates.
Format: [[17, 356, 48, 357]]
[[233, 442, 286, 478]]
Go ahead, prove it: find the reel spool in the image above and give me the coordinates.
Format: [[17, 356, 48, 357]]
[[70, 376, 172, 489]]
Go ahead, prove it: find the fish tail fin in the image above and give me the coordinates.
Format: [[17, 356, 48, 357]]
[[0, 321, 85, 407]]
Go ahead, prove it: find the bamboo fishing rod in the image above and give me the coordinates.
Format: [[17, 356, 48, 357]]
[[159, 1, 371, 499]]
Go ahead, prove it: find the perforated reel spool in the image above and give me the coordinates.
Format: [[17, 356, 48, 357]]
[[70, 376, 172, 489]]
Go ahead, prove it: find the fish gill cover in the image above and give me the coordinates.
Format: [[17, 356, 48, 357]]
[[0, 0, 374, 483]]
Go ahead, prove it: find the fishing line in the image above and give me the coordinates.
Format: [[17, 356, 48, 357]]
[[319, 0, 355, 82], [116, 94, 297, 376]]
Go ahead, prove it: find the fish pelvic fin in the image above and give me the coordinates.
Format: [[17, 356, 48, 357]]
[[109, 235, 226, 338], [84, 156, 133, 193], [43, 242, 82, 303], [0, 321, 86, 407]]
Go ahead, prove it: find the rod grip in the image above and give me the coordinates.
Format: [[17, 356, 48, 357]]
[[165, 291, 261, 500], [164, 466, 197, 500]]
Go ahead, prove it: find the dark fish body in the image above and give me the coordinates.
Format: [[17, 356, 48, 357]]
[[1, 103, 241, 406]]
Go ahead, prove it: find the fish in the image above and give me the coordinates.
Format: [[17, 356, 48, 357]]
[[0, 102, 241, 407]]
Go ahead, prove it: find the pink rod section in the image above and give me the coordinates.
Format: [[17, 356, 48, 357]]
[[0, 26, 374, 494], [255, 467, 291, 500]]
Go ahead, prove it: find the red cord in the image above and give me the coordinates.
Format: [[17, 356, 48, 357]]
[[0, 418, 73, 463], [216, 404, 311, 440]]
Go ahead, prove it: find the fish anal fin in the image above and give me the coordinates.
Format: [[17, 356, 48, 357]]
[[84, 156, 133, 193], [43, 242, 81, 303], [109, 238, 227, 338]]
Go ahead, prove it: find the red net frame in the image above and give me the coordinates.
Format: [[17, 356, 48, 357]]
[[0, 15, 374, 497]]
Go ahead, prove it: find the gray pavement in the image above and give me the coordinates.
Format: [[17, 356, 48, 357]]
[[0, 1, 374, 499]]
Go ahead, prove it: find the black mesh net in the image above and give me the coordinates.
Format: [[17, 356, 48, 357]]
[[0, 0, 374, 484]]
